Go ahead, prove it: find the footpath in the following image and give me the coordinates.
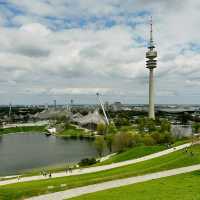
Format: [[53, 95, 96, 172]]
[[27, 164, 200, 200]]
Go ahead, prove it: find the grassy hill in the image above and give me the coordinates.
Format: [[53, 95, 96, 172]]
[[70, 170, 200, 200], [98, 145, 166, 165], [0, 144, 199, 200]]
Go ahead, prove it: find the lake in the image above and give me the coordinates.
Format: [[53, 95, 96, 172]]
[[0, 133, 98, 176]]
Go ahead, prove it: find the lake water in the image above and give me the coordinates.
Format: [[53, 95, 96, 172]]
[[0, 133, 98, 176]]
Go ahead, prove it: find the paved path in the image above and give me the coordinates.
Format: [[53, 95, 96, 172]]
[[0, 142, 192, 186], [26, 164, 200, 200]]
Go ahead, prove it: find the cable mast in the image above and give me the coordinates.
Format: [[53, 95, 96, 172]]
[[96, 93, 109, 125]]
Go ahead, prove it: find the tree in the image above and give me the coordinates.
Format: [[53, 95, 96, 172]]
[[146, 119, 156, 132], [160, 132, 174, 144], [192, 122, 200, 133], [160, 119, 171, 133], [113, 132, 135, 152], [94, 136, 106, 157], [151, 132, 161, 144], [179, 112, 191, 125], [137, 117, 145, 132], [143, 134, 156, 146], [152, 132, 174, 144], [97, 123, 106, 135], [114, 117, 130, 127], [105, 134, 114, 152], [107, 122, 117, 134]]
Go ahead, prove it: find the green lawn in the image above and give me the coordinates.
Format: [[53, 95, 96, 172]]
[[0, 144, 199, 200], [98, 139, 190, 166], [70, 170, 200, 200], [98, 145, 166, 165], [0, 126, 46, 135], [58, 125, 93, 139]]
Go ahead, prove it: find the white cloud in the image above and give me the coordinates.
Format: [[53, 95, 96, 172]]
[[0, 0, 199, 104]]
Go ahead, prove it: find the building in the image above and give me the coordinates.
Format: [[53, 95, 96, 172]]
[[75, 109, 106, 130], [34, 107, 70, 120], [111, 102, 123, 111], [146, 17, 157, 119]]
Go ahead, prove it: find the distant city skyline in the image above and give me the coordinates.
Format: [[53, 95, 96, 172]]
[[0, 1, 200, 104]]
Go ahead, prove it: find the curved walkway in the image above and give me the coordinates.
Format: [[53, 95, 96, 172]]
[[27, 164, 200, 200], [0, 142, 192, 186]]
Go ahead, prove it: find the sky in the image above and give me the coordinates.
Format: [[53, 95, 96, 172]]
[[0, 0, 200, 105]]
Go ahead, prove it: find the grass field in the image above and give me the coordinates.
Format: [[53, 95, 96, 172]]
[[97, 145, 166, 165], [0, 126, 46, 135], [0, 144, 199, 200], [70, 170, 200, 200], [57, 125, 93, 139], [98, 138, 190, 166]]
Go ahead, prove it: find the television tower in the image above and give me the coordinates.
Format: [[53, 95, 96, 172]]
[[9, 103, 12, 118], [146, 17, 157, 119]]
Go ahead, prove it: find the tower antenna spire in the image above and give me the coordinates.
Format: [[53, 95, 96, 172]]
[[149, 16, 154, 49]]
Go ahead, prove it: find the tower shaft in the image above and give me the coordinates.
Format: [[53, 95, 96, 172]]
[[149, 69, 155, 119]]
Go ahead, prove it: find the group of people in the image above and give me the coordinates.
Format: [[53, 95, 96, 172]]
[[184, 147, 194, 157], [39, 164, 80, 179], [65, 164, 80, 174], [65, 166, 73, 174], [41, 170, 52, 178]]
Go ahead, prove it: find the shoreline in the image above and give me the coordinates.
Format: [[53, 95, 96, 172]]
[[0, 151, 115, 179], [0, 126, 47, 136]]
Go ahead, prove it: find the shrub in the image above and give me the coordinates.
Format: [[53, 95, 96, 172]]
[[160, 119, 171, 133], [113, 132, 135, 152], [192, 122, 200, 133], [142, 134, 156, 146], [78, 158, 97, 166], [151, 132, 174, 144], [107, 122, 117, 134], [97, 123, 106, 135]]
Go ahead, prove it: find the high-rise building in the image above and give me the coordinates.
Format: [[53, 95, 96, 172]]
[[146, 17, 157, 119]]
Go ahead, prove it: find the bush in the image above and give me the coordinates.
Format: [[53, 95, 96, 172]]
[[97, 123, 106, 135], [132, 133, 142, 144], [137, 117, 156, 133], [107, 122, 117, 134], [113, 132, 136, 152], [114, 117, 130, 127], [78, 158, 97, 166], [142, 134, 156, 146], [192, 122, 200, 133], [160, 119, 171, 133], [160, 132, 174, 144], [151, 132, 174, 144]]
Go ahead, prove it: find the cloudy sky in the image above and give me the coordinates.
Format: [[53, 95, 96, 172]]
[[0, 0, 200, 105]]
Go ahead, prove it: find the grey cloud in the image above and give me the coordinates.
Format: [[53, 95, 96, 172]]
[[14, 46, 50, 57]]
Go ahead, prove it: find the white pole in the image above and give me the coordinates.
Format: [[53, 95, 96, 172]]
[[96, 93, 109, 125]]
